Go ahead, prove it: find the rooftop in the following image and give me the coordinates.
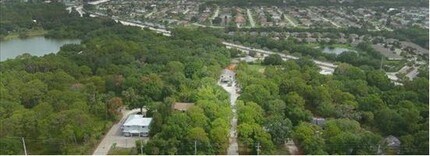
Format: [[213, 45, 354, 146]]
[[123, 114, 152, 127], [172, 102, 194, 111]]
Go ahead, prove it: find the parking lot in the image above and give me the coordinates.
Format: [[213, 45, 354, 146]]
[[93, 109, 148, 155]]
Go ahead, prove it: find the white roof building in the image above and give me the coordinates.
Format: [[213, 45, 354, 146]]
[[121, 115, 152, 137], [220, 69, 235, 83]]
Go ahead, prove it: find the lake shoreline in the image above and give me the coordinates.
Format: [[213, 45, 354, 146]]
[[1, 36, 81, 61], [1, 29, 48, 41]]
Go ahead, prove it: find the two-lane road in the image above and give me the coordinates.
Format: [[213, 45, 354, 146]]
[[218, 73, 239, 155], [222, 42, 338, 69]]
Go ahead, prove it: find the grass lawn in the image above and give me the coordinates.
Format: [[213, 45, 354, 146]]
[[330, 44, 355, 49], [274, 144, 290, 155], [238, 142, 251, 155], [304, 43, 320, 48], [384, 60, 407, 72], [309, 43, 355, 49], [108, 147, 137, 155], [3, 28, 47, 40], [248, 64, 266, 73], [238, 142, 290, 155]]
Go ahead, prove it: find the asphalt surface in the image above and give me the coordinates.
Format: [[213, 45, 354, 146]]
[[219, 79, 239, 155], [92, 108, 145, 155], [222, 42, 338, 69]]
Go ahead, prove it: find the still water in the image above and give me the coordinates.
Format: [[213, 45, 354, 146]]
[[322, 47, 355, 55], [0, 36, 80, 61]]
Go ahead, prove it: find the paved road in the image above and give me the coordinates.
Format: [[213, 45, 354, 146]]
[[218, 78, 239, 155], [283, 14, 297, 27], [211, 6, 220, 20], [93, 108, 142, 155], [222, 42, 338, 69], [321, 16, 341, 28], [307, 8, 340, 28], [144, 8, 156, 18], [386, 65, 420, 83], [246, 9, 256, 28], [75, 6, 84, 17], [192, 23, 224, 29], [183, 8, 190, 14], [115, 20, 171, 36], [277, 9, 297, 27], [405, 67, 419, 80], [87, 0, 110, 5]]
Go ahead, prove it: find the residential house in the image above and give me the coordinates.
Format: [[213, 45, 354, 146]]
[[235, 14, 246, 27], [121, 115, 152, 137], [172, 102, 194, 112], [378, 135, 401, 154]]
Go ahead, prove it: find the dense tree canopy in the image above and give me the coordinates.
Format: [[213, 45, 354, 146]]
[[0, 1, 428, 155], [0, 2, 234, 154], [235, 56, 428, 154]]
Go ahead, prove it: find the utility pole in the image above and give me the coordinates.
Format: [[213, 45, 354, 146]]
[[22, 137, 27, 155], [194, 140, 197, 155], [140, 139, 143, 155], [105, 102, 108, 120], [256, 142, 261, 155]]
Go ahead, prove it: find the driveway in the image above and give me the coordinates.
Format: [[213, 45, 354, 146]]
[[285, 139, 299, 155], [93, 108, 146, 155], [218, 78, 239, 155]]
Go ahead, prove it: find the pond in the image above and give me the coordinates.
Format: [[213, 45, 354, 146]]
[[0, 36, 81, 61], [322, 47, 355, 55]]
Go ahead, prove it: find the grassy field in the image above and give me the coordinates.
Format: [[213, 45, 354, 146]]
[[305, 43, 355, 49], [274, 144, 290, 155], [108, 147, 136, 155], [384, 60, 407, 72], [330, 44, 355, 49], [238, 142, 290, 155], [2, 29, 47, 40], [248, 64, 266, 73]]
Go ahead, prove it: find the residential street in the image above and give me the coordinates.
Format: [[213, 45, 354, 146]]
[[283, 14, 297, 27], [222, 42, 338, 69], [247, 9, 256, 27], [277, 9, 297, 27], [218, 76, 239, 155]]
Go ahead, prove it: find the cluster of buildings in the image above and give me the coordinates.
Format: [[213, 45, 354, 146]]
[[228, 30, 429, 61], [372, 37, 429, 61], [228, 31, 369, 45], [80, 0, 428, 30]]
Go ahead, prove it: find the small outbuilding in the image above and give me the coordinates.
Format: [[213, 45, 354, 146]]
[[378, 135, 401, 154], [172, 102, 195, 112], [311, 117, 326, 126]]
